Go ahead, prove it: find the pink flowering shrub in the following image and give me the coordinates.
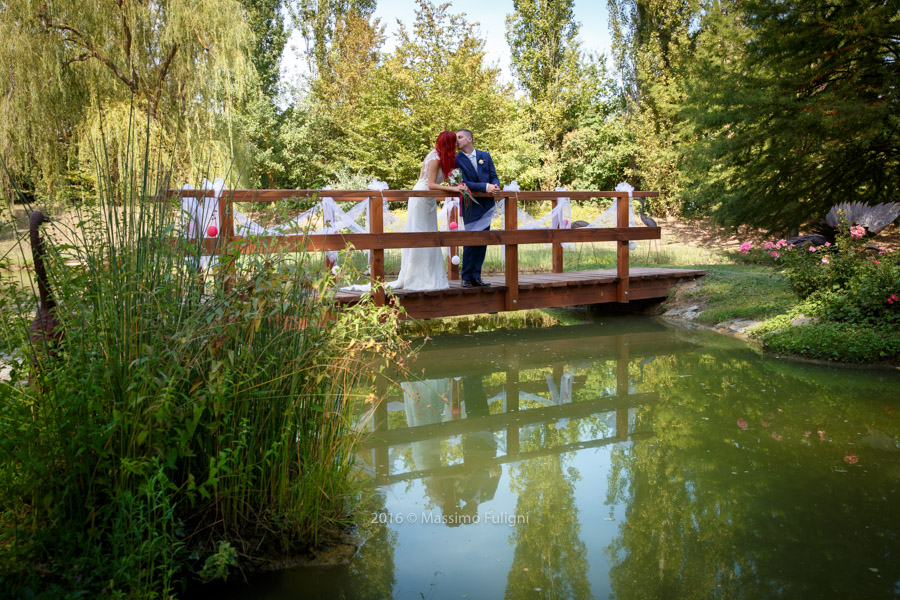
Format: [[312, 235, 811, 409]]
[[738, 224, 898, 325]]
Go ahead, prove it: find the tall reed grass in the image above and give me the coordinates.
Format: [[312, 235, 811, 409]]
[[0, 144, 404, 598]]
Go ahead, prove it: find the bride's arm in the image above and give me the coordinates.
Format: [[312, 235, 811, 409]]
[[425, 160, 464, 193]]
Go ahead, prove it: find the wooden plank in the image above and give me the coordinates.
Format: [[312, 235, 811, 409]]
[[164, 189, 661, 203], [505, 197, 519, 311], [195, 226, 662, 255], [368, 196, 385, 306]]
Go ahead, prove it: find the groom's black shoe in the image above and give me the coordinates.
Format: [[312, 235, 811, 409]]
[[462, 279, 476, 288], [474, 278, 491, 287]]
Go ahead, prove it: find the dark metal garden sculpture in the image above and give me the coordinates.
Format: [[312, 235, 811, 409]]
[[787, 201, 900, 246]]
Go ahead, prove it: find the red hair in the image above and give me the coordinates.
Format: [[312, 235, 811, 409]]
[[435, 131, 457, 180]]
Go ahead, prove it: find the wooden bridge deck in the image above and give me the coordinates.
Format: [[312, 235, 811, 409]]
[[336, 267, 706, 319]]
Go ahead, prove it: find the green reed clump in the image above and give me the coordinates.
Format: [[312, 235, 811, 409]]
[[0, 163, 404, 598]]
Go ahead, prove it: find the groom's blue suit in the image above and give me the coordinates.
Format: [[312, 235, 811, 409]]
[[455, 150, 499, 283]]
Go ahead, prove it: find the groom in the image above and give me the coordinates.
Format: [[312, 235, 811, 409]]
[[455, 129, 500, 287]]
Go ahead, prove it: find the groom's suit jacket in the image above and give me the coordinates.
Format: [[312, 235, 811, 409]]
[[455, 150, 499, 227]]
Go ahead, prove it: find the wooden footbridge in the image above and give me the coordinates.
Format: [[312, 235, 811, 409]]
[[171, 187, 705, 319]]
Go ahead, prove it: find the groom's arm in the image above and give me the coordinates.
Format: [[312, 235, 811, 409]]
[[456, 155, 488, 193]]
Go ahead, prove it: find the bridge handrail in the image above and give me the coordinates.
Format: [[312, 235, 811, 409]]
[[166, 188, 661, 306]]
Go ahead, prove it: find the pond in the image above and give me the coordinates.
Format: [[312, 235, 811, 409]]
[[208, 314, 900, 599]]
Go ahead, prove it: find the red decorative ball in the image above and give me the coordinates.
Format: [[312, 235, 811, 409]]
[[206, 225, 218, 237], [449, 221, 458, 230], [563, 219, 569, 227]]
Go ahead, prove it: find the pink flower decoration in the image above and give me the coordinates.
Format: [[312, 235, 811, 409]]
[[761, 420, 771, 428], [888, 294, 899, 305], [772, 432, 783, 441], [776, 239, 787, 249], [804, 431, 811, 437], [770, 251, 780, 258], [874, 260, 881, 265], [737, 418, 749, 430], [850, 225, 865, 239], [825, 242, 831, 247], [821, 256, 830, 264], [844, 453, 858, 465], [763, 241, 775, 250], [809, 245, 817, 252], [739, 242, 752, 253]]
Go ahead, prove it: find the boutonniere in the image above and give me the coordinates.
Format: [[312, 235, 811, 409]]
[[478, 159, 485, 165]]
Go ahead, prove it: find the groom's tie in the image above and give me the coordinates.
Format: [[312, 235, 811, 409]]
[[465, 151, 477, 172]]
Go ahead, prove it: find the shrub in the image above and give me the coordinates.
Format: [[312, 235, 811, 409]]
[[738, 226, 898, 327]]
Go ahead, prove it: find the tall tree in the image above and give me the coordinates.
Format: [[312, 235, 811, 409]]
[[679, 0, 900, 231], [241, 0, 289, 101], [0, 0, 255, 199], [506, 0, 597, 188], [238, 0, 290, 187], [292, 0, 376, 78], [607, 0, 697, 211]]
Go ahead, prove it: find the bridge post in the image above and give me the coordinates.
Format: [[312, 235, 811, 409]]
[[616, 192, 630, 303], [368, 196, 385, 306], [447, 202, 460, 280], [551, 198, 563, 273], [504, 196, 519, 311], [217, 192, 235, 292]]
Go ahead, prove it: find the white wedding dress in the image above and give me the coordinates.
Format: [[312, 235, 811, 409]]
[[342, 150, 449, 293], [392, 150, 449, 291]]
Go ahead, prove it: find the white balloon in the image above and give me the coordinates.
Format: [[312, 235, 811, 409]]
[[451, 255, 460, 266], [629, 241, 637, 251], [331, 265, 340, 275]]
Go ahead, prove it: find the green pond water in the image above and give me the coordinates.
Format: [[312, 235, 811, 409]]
[[210, 314, 900, 599]]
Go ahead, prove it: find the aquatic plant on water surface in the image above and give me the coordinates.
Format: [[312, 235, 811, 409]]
[[0, 151, 406, 598]]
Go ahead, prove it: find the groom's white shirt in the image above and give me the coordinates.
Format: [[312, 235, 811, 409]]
[[464, 150, 478, 171]]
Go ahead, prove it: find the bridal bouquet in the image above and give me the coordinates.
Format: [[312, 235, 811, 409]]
[[446, 168, 481, 209]]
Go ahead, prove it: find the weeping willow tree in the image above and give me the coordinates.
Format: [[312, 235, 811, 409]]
[[0, 0, 256, 202]]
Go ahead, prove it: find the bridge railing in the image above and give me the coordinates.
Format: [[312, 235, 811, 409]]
[[165, 189, 661, 307]]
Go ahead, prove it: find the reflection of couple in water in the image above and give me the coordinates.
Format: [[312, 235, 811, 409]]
[[401, 375, 500, 526]]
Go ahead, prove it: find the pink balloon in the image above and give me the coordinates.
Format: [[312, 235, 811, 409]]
[[449, 221, 458, 230], [206, 225, 218, 237]]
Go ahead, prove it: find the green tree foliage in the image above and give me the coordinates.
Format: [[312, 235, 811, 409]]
[[238, 0, 291, 187], [282, 0, 522, 189], [292, 0, 376, 77], [506, 0, 599, 188], [679, 0, 900, 231], [607, 0, 698, 212], [0, 0, 256, 200]]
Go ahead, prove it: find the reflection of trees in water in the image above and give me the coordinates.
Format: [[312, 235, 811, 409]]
[[343, 491, 398, 600], [505, 423, 591, 600], [606, 351, 900, 599]]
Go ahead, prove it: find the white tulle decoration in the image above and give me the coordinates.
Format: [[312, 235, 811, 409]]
[[503, 181, 521, 192], [367, 179, 389, 191]]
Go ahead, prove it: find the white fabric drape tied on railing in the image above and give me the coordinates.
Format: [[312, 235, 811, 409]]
[[584, 181, 639, 228]]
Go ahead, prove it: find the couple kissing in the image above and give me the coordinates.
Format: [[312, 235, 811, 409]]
[[394, 128, 500, 292]]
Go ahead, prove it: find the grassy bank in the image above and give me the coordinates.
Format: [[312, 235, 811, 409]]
[[0, 169, 405, 598]]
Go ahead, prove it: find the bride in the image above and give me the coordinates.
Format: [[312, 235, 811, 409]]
[[393, 131, 465, 291]]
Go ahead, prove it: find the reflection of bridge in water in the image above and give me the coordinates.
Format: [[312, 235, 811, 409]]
[[362, 321, 696, 486]]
